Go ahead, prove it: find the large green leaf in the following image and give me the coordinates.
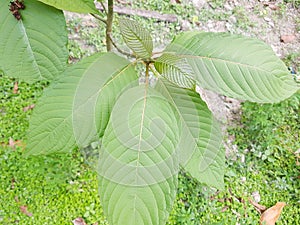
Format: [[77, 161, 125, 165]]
[[0, 0, 68, 82], [98, 85, 180, 225], [154, 53, 195, 89], [26, 53, 138, 155], [119, 19, 153, 59], [155, 78, 224, 189], [37, 0, 99, 14], [163, 32, 299, 103]]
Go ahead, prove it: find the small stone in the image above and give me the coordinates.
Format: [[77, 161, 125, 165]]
[[240, 154, 245, 163], [228, 15, 237, 24], [192, 0, 206, 9], [264, 17, 272, 22], [268, 21, 275, 28], [181, 20, 191, 31], [280, 34, 296, 43], [252, 191, 261, 203], [224, 4, 233, 11]]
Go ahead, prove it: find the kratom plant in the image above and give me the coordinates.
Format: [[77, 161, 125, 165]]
[[0, 0, 299, 224]]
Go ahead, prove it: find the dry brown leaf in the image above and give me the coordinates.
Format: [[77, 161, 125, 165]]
[[20, 205, 33, 217], [11, 178, 16, 189], [260, 202, 286, 225], [221, 206, 229, 212], [72, 217, 87, 225], [14, 196, 19, 203], [9, 137, 15, 148], [249, 198, 267, 214], [7, 137, 25, 149], [23, 104, 35, 112], [280, 35, 296, 43], [13, 81, 18, 94]]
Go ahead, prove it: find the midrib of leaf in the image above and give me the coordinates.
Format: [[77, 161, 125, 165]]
[[20, 21, 42, 79], [37, 59, 136, 145], [126, 26, 151, 56], [72, 60, 137, 117], [137, 84, 148, 168], [163, 51, 287, 100], [163, 51, 273, 74], [134, 84, 149, 218]]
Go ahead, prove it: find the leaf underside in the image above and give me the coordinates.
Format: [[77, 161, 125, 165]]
[[155, 78, 224, 189], [98, 85, 180, 225], [154, 53, 195, 89], [164, 32, 299, 103], [0, 0, 68, 82], [119, 18, 153, 59], [26, 53, 138, 155]]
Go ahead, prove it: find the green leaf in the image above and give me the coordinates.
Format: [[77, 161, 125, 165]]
[[154, 53, 195, 89], [155, 78, 224, 189], [26, 53, 138, 155], [119, 19, 153, 59], [164, 32, 299, 103], [0, 0, 68, 82], [37, 0, 99, 14], [98, 85, 180, 225]]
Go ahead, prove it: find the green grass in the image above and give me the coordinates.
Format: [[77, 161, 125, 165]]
[[0, 75, 107, 224]]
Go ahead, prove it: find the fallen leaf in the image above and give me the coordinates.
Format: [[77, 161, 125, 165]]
[[221, 205, 229, 212], [7, 138, 25, 149], [20, 205, 33, 217], [280, 35, 296, 43], [13, 81, 18, 94], [263, 3, 279, 10], [260, 202, 286, 225], [9, 137, 15, 148], [249, 198, 267, 214], [72, 217, 87, 225], [11, 178, 16, 189], [269, 4, 279, 10], [23, 104, 35, 112], [14, 196, 19, 203]]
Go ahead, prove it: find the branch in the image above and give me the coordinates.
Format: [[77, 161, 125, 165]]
[[90, 13, 106, 25], [106, 0, 114, 52], [100, 1, 107, 15], [108, 35, 135, 58]]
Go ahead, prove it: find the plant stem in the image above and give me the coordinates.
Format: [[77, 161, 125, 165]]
[[145, 62, 150, 85], [100, 1, 108, 15], [106, 0, 114, 52], [90, 13, 107, 25], [108, 35, 135, 58]]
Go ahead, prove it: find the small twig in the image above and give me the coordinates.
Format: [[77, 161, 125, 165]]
[[100, 1, 108, 15], [90, 13, 107, 25], [145, 62, 150, 85], [109, 35, 135, 58], [149, 64, 161, 78], [249, 198, 267, 214]]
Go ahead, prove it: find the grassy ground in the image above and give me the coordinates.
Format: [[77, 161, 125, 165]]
[[1, 0, 300, 224]]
